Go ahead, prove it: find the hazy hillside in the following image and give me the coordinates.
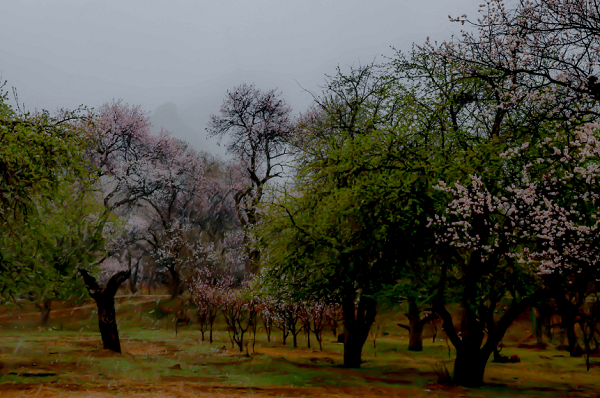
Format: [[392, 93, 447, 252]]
[[149, 102, 227, 157]]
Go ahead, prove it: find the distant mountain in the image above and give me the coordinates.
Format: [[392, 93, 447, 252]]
[[149, 102, 194, 137], [149, 102, 226, 157]]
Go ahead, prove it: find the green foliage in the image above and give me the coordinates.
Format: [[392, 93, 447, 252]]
[[257, 63, 446, 304], [0, 83, 102, 303], [257, 43, 600, 379], [0, 85, 91, 223]]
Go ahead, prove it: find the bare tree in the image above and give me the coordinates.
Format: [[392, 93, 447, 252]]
[[207, 84, 293, 272]]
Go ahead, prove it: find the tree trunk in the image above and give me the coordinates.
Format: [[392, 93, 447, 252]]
[[79, 268, 131, 354], [533, 308, 544, 345], [342, 294, 377, 368], [36, 299, 52, 326], [434, 288, 547, 387], [168, 267, 181, 299], [252, 320, 257, 354], [208, 313, 215, 344], [129, 277, 138, 295], [128, 256, 141, 295], [408, 319, 425, 351], [565, 314, 584, 357], [263, 317, 272, 343], [453, 347, 489, 387], [398, 300, 435, 351], [209, 315, 215, 344], [236, 331, 245, 352], [317, 330, 323, 351], [407, 299, 424, 351], [451, 311, 488, 387]]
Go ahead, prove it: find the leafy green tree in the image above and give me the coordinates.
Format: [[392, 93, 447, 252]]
[[21, 185, 107, 324], [257, 63, 446, 367], [0, 83, 98, 305]]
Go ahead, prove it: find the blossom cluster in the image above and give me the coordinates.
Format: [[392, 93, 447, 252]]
[[430, 124, 600, 275]]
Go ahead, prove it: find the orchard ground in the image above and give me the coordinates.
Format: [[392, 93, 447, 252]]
[[0, 295, 598, 397]]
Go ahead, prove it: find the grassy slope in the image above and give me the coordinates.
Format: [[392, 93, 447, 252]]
[[0, 296, 598, 397]]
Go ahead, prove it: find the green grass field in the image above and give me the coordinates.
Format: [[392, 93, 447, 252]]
[[0, 295, 598, 397]]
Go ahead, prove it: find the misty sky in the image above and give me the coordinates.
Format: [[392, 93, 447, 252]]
[[2, 0, 484, 155]]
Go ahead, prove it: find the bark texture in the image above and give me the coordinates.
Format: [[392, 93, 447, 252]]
[[342, 294, 377, 368], [79, 268, 131, 353]]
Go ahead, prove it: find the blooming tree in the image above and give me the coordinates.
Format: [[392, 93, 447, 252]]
[[299, 300, 329, 351], [429, 123, 600, 385], [450, 0, 600, 104], [190, 266, 222, 343], [217, 276, 258, 353], [84, 100, 167, 212]]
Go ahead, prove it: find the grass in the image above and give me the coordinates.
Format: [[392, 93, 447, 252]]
[[0, 296, 598, 397]]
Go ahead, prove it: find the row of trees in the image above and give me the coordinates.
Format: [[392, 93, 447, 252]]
[[190, 267, 340, 352], [243, 0, 600, 388]]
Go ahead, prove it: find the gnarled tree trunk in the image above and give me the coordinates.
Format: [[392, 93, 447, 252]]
[[436, 290, 547, 387], [79, 268, 131, 353]]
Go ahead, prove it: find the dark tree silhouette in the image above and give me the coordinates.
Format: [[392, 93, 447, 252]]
[[79, 268, 131, 353]]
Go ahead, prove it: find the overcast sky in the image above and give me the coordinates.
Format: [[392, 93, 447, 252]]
[[1, 0, 484, 155]]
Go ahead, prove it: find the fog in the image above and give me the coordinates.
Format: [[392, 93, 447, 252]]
[[1, 0, 483, 156]]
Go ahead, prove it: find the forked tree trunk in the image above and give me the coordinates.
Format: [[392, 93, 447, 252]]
[[79, 268, 131, 353], [453, 346, 489, 387], [436, 290, 546, 387], [291, 324, 303, 348], [342, 294, 377, 368], [397, 299, 435, 351]]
